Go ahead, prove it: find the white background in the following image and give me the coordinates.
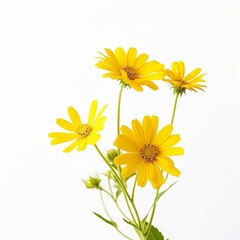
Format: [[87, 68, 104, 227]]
[[0, 0, 239, 239]]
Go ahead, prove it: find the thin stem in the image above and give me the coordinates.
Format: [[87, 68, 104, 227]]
[[117, 85, 124, 181], [117, 84, 124, 136], [107, 177, 114, 196], [170, 92, 179, 125], [131, 177, 137, 201], [144, 189, 159, 237], [100, 190, 134, 240], [103, 184, 130, 221], [94, 144, 141, 228]]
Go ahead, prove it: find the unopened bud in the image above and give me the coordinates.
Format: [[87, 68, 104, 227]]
[[106, 149, 118, 162], [83, 176, 101, 189]]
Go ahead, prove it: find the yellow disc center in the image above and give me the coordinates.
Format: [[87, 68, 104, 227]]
[[140, 144, 159, 162], [76, 124, 92, 139], [123, 67, 138, 80]]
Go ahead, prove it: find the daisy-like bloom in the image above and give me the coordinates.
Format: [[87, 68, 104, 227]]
[[48, 100, 107, 152], [163, 61, 206, 95], [113, 116, 184, 189], [96, 47, 165, 91]]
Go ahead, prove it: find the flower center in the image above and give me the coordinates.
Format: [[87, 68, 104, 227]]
[[123, 67, 138, 80], [140, 144, 159, 162], [175, 79, 187, 87], [76, 124, 92, 139]]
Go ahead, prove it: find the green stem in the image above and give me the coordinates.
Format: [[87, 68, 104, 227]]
[[131, 177, 137, 201], [94, 144, 141, 229], [116, 85, 124, 181], [144, 189, 159, 237], [104, 182, 130, 221], [117, 84, 124, 136], [100, 190, 134, 240], [170, 92, 179, 125]]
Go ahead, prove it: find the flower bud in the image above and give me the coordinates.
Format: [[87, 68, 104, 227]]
[[83, 176, 101, 189], [106, 149, 118, 162]]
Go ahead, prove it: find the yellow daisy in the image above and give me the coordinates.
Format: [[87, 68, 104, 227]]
[[48, 100, 107, 152], [96, 47, 165, 91], [113, 116, 184, 189], [163, 61, 206, 94]]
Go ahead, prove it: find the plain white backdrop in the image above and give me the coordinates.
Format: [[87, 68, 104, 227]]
[[0, 0, 239, 239]]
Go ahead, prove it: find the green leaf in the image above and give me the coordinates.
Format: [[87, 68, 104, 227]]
[[154, 182, 177, 205], [147, 224, 166, 240], [93, 212, 117, 228]]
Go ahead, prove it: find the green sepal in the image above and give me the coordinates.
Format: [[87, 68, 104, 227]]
[[93, 212, 117, 228]]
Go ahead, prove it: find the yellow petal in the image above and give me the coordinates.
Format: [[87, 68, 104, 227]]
[[88, 100, 97, 125], [133, 53, 149, 69], [188, 74, 207, 84], [158, 161, 181, 177], [141, 81, 159, 90], [105, 48, 120, 69], [149, 163, 164, 189], [172, 62, 181, 79], [121, 162, 142, 178], [184, 68, 201, 81], [114, 134, 141, 152], [164, 69, 175, 80], [77, 139, 87, 151], [115, 47, 127, 67], [142, 116, 152, 144], [160, 134, 181, 149], [56, 118, 76, 132], [127, 48, 137, 67], [141, 72, 165, 81], [63, 139, 79, 152], [137, 163, 149, 187], [120, 125, 139, 143], [128, 81, 144, 91], [156, 156, 174, 167], [92, 104, 107, 126], [86, 133, 101, 145], [137, 61, 164, 74], [114, 153, 141, 165], [68, 107, 82, 126], [48, 132, 77, 144], [163, 147, 184, 156], [153, 125, 173, 145], [92, 119, 105, 132], [131, 119, 145, 145], [149, 116, 159, 142]]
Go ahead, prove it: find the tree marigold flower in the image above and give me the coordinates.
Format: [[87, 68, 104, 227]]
[[163, 61, 207, 95], [48, 100, 107, 152], [96, 47, 165, 91], [113, 116, 184, 189]]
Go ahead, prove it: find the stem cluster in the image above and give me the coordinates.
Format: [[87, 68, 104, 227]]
[[92, 85, 180, 239]]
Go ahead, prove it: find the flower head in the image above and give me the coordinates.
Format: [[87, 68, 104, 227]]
[[163, 61, 206, 95], [96, 47, 165, 91], [48, 100, 107, 152], [113, 116, 184, 189]]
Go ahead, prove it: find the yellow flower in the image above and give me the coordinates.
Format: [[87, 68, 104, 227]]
[[48, 100, 107, 152], [96, 47, 165, 91], [163, 61, 206, 95], [113, 116, 184, 189]]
